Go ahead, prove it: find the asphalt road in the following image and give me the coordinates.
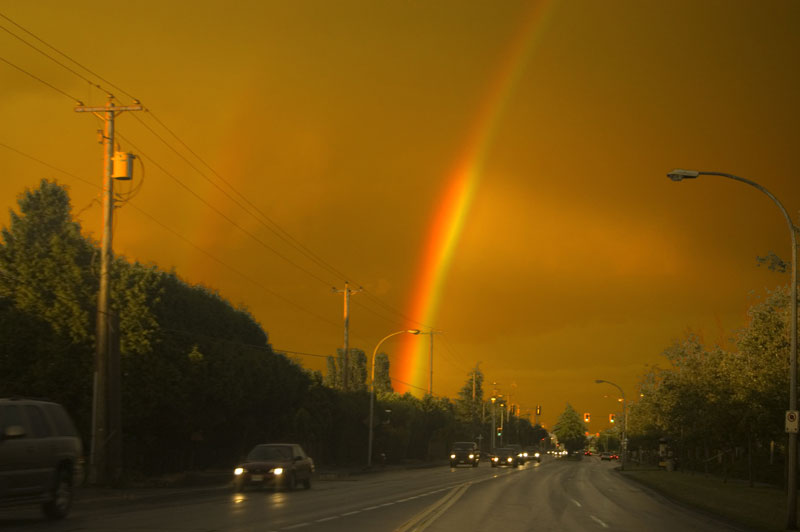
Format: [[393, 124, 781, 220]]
[[0, 457, 748, 531]]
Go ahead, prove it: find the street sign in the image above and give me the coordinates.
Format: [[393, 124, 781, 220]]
[[786, 410, 799, 433]]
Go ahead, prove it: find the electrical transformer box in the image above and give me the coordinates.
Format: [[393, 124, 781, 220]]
[[112, 152, 135, 180]]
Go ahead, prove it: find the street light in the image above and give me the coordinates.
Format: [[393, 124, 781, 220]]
[[668, 169, 798, 528], [596, 379, 626, 471], [367, 329, 420, 469]]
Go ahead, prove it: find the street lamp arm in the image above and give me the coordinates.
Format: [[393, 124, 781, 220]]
[[595, 378, 627, 470], [367, 329, 420, 468], [668, 168, 798, 528]]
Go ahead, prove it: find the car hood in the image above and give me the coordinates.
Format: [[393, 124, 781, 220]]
[[239, 460, 291, 469]]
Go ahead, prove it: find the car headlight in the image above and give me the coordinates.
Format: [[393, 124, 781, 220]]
[[534, 452, 540, 458], [272, 467, 283, 475], [523, 452, 528, 457], [234, 467, 244, 476], [492, 457, 498, 461], [507, 457, 512, 462], [450, 454, 456, 459], [468, 454, 474, 459]]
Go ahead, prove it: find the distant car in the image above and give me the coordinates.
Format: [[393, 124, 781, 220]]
[[449, 441, 480, 468], [0, 397, 84, 520], [611, 453, 620, 460], [600, 452, 613, 461], [491, 448, 519, 468], [507, 444, 527, 464], [525, 447, 542, 463], [233, 443, 314, 491], [584, 450, 592, 456]]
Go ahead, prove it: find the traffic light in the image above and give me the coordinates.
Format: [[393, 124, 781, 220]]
[[535, 405, 541, 416], [609, 414, 616, 423], [497, 426, 502, 437], [584, 413, 590, 422]]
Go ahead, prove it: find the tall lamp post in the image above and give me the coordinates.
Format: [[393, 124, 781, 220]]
[[596, 379, 626, 471], [367, 329, 420, 469], [668, 169, 798, 528]]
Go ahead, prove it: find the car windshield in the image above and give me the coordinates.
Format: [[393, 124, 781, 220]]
[[452, 443, 473, 450], [247, 445, 292, 461]]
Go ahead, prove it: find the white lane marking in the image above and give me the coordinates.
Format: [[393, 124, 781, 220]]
[[363, 505, 379, 511], [282, 523, 310, 530], [379, 502, 394, 507], [315, 516, 338, 523], [571, 498, 582, 507], [590, 515, 609, 528], [341, 510, 360, 516]]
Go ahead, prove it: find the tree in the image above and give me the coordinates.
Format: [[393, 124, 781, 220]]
[[553, 403, 586, 452], [0, 179, 96, 343], [374, 352, 392, 393], [324, 347, 368, 391], [454, 368, 483, 440]]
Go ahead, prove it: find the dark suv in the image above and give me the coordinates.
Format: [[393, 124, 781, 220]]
[[449, 441, 479, 467], [0, 397, 84, 519]]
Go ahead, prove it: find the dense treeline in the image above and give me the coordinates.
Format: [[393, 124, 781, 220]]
[[628, 286, 793, 485], [0, 180, 545, 478]]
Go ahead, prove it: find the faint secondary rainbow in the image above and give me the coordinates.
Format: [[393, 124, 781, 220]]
[[395, 1, 556, 393]]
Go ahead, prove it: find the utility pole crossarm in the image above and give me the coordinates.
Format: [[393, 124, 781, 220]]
[[75, 105, 143, 112]]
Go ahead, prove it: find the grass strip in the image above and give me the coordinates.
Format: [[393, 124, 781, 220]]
[[621, 468, 791, 532]]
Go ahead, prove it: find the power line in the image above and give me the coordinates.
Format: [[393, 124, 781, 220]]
[[0, 54, 82, 103], [114, 132, 337, 287], [140, 110, 352, 283], [0, 12, 435, 345], [0, 10, 138, 103], [1, 11, 432, 333], [0, 23, 107, 95], [0, 142, 344, 332]]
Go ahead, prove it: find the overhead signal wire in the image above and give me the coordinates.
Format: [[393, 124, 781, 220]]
[[0, 10, 139, 103], [0, 54, 82, 104]]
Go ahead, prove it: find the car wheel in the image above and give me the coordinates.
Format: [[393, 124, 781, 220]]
[[472, 462, 478, 468], [303, 475, 311, 490], [286, 472, 297, 491], [450, 462, 456, 468], [233, 479, 245, 493], [491, 463, 496, 468], [42, 467, 72, 520]]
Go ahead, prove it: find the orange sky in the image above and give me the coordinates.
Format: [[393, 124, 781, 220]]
[[1, 0, 799, 429]]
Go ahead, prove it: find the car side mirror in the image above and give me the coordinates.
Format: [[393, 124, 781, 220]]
[[294, 456, 303, 462], [3, 425, 26, 440]]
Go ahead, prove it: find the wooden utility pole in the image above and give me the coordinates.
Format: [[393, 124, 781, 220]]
[[332, 282, 361, 390], [75, 95, 142, 485]]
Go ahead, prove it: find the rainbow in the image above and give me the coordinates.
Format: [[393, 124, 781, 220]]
[[395, 1, 556, 393]]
